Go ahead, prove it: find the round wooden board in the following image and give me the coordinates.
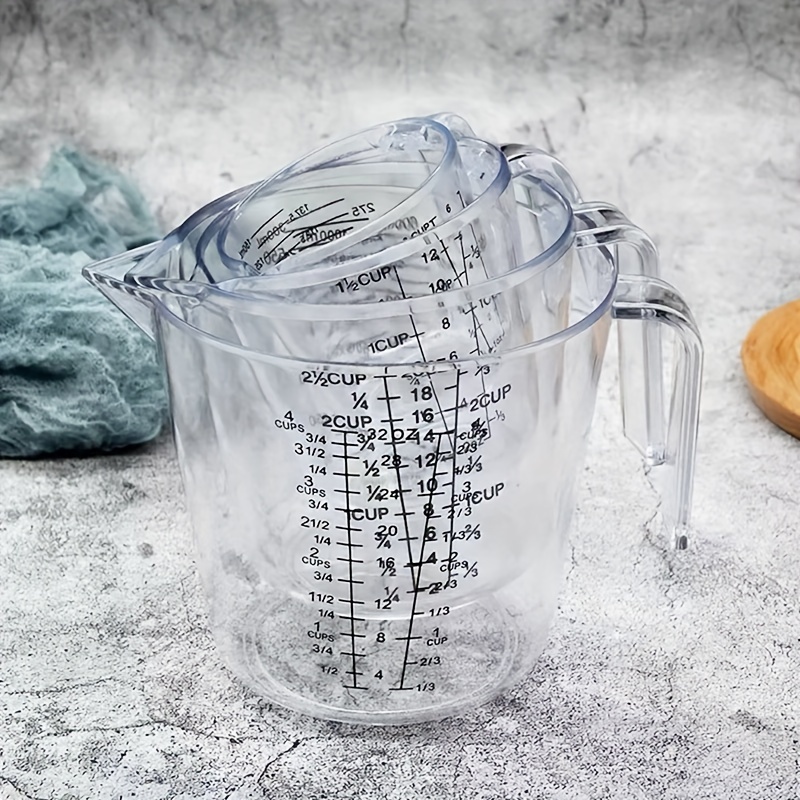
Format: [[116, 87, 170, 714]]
[[742, 300, 800, 439]]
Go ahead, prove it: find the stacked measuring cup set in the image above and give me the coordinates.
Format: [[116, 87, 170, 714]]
[[84, 114, 703, 725]]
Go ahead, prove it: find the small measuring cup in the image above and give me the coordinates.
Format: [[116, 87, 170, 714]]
[[85, 153, 702, 723], [211, 135, 521, 304], [195, 174, 569, 361], [219, 116, 478, 281]]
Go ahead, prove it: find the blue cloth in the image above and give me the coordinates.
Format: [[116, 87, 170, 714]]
[[0, 149, 168, 457]]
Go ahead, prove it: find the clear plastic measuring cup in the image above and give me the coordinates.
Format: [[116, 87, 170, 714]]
[[213, 135, 521, 305], [85, 163, 702, 726], [219, 115, 482, 284]]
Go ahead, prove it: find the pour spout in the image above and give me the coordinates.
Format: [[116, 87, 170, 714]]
[[82, 242, 163, 340]]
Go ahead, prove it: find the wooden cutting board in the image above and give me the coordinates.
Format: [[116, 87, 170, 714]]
[[741, 300, 800, 439]]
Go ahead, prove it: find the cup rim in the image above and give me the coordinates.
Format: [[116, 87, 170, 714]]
[[211, 135, 511, 292], [218, 116, 461, 279], [138, 175, 573, 320], [149, 252, 617, 368], [135, 181, 618, 367]]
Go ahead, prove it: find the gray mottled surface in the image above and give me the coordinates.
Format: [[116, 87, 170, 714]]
[[2, 1, 800, 798]]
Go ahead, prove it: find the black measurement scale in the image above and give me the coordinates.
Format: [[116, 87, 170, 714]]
[[235, 159, 521, 713]]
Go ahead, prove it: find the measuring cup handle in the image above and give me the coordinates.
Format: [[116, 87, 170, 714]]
[[612, 275, 703, 549], [574, 208, 665, 470], [500, 144, 583, 204], [502, 152, 667, 460], [575, 223, 703, 549]]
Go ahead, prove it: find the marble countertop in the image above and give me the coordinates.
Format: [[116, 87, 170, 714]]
[[1, 1, 799, 798]]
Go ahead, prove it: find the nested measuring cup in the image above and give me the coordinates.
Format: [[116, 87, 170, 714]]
[[218, 116, 480, 282], [84, 173, 702, 724], [214, 134, 521, 305], [119, 116, 479, 294]]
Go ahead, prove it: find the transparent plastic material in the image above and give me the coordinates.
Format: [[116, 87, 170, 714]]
[[220, 116, 477, 282], [84, 115, 703, 724], [504, 145, 667, 483], [215, 135, 522, 303]]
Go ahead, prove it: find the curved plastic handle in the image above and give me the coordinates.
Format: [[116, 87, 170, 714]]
[[573, 206, 666, 464], [500, 143, 582, 204], [500, 144, 668, 462], [575, 223, 703, 549]]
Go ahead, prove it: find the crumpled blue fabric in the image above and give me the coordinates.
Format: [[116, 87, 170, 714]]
[[0, 149, 168, 457]]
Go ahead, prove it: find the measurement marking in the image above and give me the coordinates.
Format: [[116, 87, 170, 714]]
[[333, 488, 361, 495], [251, 207, 284, 238], [451, 234, 497, 440], [444, 370, 463, 585], [263, 197, 347, 253], [340, 652, 366, 658], [463, 220, 506, 437], [464, 305, 493, 358], [442, 233, 494, 366], [260, 229, 296, 263], [304, 197, 347, 215], [336, 557, 364, 563], [378, 370, 429, 689], [394, 433, 443, 691], [334, 431, 363, 697], [465, 309, 492, 352], [404, 558, 433, 568], [337, 614, 366, 621], [288, 217, 364, 232], [331, 432, 365, 440], [390, 266, 455, 452], [293, 227, 355, 254], [284, 211, 360, 233], [436, 232, 465, 289], [337, 577, 365, 585]]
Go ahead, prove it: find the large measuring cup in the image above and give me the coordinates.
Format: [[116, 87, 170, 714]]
[[85, 140, 702, 723]]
